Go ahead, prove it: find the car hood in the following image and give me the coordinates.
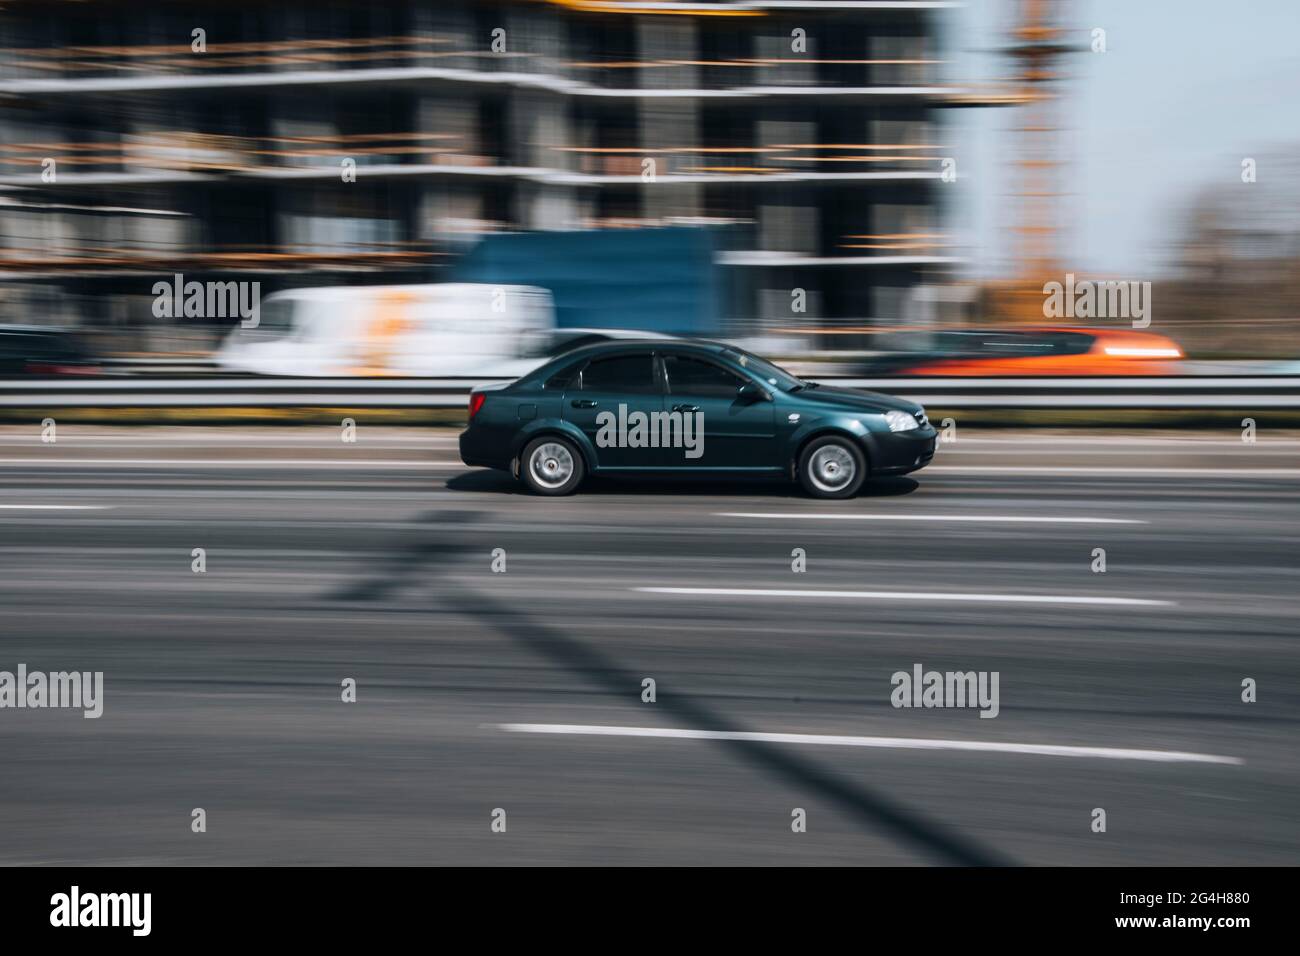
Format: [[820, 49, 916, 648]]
[[792, 383, 923, 415]]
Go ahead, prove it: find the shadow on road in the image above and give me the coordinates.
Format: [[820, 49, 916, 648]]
[[328, 506, 1009, 866], [444, 469, 920, 499]]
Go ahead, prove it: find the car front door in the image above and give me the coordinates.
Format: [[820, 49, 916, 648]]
[[661, 352, 778, 471], [563, 350, 664, 471]]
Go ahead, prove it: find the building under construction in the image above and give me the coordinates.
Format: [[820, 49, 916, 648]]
[[0, 0, 964, 348]]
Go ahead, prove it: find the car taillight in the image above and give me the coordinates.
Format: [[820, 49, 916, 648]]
[[1103, 347, 1182, 358], [468, 392, 486, 420], [24, 362, 99, 375]]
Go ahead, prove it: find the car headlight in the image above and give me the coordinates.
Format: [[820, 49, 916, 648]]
[[883, 410, 920, 433]]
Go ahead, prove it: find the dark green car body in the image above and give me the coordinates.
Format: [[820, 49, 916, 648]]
[[459, 340, 937, 496]]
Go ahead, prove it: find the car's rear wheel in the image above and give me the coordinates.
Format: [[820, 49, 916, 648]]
[[520, 436, 585, 496], [797, 435, 867, 499]]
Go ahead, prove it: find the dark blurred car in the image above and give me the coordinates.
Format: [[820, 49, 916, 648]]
[[0, 326, 99, 376], [460, 340, 936, 499]]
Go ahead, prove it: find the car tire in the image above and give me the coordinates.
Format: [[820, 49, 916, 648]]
[[797, 435, 867, 499], [520, 436, 586, 496]]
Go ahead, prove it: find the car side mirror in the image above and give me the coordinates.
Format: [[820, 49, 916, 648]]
[[737, 382, 771, 403]]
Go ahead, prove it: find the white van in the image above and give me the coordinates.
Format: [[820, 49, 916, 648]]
[[214, 283, 555, 377]]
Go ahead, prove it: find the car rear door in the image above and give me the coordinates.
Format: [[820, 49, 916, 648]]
[[563, 350, 664, 471]]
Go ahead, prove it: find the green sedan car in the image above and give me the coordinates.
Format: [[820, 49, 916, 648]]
[[458, 340, 937, 498]]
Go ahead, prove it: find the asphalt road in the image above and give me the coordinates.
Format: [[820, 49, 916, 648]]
[[1, 426, 1297, 865]]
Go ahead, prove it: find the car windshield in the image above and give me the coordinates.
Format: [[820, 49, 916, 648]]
[[243, 297, 296, 341], [720, 347, 805, 391]]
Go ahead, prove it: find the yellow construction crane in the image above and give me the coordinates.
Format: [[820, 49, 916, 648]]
[[998, 0, 1073, 321]]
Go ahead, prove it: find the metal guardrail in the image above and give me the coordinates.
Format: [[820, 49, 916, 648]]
[[2, 376, 1299, 409]]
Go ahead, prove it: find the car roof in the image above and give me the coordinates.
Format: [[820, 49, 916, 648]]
[[551, 338, 728, 358], [267, 283, 549, 302], [947, 327, 1173, 339], [936, 328, 1094, 337], [0, 324, 75, 334], [554, 328, 676, 340]]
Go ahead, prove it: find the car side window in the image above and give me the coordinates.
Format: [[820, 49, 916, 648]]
[[1044, 332, 1095, 355], [579, 353, 659, 394], [544, 360, 583, 390], [664, 354, 744, 397]]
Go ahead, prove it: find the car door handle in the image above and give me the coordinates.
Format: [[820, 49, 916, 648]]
[[570, 399, 598, 408], [672, 404, 700, 413]]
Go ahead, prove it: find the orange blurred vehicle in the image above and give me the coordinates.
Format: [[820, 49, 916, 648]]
[[899, 327, 1184, 376]]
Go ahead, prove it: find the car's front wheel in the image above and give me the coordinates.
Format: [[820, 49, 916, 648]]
[[797, 435, 867, 499], [520, 436, 586, 496]]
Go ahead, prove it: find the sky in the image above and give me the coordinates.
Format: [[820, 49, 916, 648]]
[[942, 0, 1300, 278]]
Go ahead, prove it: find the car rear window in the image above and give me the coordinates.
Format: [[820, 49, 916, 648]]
[[931, 331, 1096, 358], [544, 360, 583, 390], [0, 332, 83, 361]]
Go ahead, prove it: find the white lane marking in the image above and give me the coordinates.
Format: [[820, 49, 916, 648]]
[[0, 504, 111, 510], [940, 447, 1300, 456], [0, 489, 458, 501], [718, 512, 1144, 524], [4, 460, 1293, 477], [634, 586, 1173, 607], [928, 466, 1300, 477], [945, 438, 1300, 447], [832, 376, 1300, 389], [0, 458, 461, 468], [495, 723, 1242, 766], [0, 436, 459, 445]]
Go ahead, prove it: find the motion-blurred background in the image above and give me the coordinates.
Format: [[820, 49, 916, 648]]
[[1, 0, 1298, 376], [3, 2, 1298, 871]]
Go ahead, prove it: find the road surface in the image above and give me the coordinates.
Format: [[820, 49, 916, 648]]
[[1, 426, 1296, 865]]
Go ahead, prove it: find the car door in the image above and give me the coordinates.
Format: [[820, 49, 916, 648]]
[[563, 350, 664, 471], [661, 352, 778, 471]]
